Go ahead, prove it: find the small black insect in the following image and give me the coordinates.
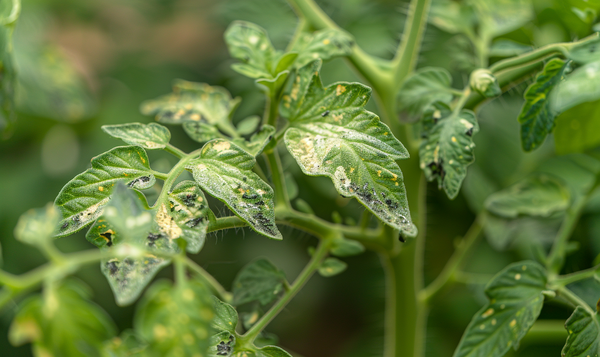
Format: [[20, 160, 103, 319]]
[[321, 110, 330, 117], [398, 233, 406, 243], [216, 337, 233, 355], [60, 221, 69, 230], [465, 127, 473, 137]]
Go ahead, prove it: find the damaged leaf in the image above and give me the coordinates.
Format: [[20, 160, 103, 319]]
[[291, 28, 354, 68], [420, 102, 479, 199], [54, 146, 156, 238], [102, 123, 171, 150], [282, 60, 416, 236], [187, 139, 282, 240], [232, 258, 287, 306]]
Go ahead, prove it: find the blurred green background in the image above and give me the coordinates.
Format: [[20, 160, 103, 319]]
[[1, 0, 600, 356]]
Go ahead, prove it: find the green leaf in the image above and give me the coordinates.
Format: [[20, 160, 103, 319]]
[[9, 279, 116, 357], [568, 34, 600, 64], [518, 58, 571, 151], [209, 330, 236, 357], [0, 0, 19, 137], [562, 307, 600, 357], [256, 346, 293, 357], [102, 123, 171, 150], [232, 258, 287, 306], [212, 296, 238, 334], [87, 184, 176, 306], [14, 204, 60, 246], [453, 261, 547, 357], [140, 80, 240, 142], [187, 139, 282, 240], [554, 99, 600, 155], [225, 21, 277, 79], [233, 124, 275, 156], [396, 67, 454, 120], [236, 116, 261, 135], [291, 29, 354, 68], [102, 330, 148, 357], [54, 146, 156, 237], [420, 102, 479, 199], [135, 279, 214, 356], [551, 60, 600, 113], [282, 60, 416, 236], [318, 257, 348, 277], [469, 69, 501, 98], [330, 237, 365, 257], [485, 174, 570, 219]]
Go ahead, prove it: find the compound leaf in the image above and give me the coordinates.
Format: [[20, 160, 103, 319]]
[[14, 204, 60, 246], [292, 29, 354, 68], [397, 67, 455, 120], [187, 139, 282, 240], [453, 261, 547, 357], [420, 102, 479, 199], [54, 146, 156, 238], [0, 0, 19, 137], [87, 184, 176, 306], [318, 257, 348, 277], [102, 123, 171, 150], [282, 60, 416, 236], [140, 80, 240, 142], [9, 279, 116, 357], [134, 279, 214, 356], [232, 258, 287, 306], [485, 174, 570, 219], [225, 21, 277, 79], [551, 60, 600, 113], [518, 58, 571, 151], [212, 296, 238, 334], [562, 306, 600, 357]]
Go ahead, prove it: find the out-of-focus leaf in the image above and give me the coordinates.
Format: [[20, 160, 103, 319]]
[[0, 0, 19, 137], [291, 29, 354, 68], [489, 40, 531, 57], [236, 115, 261, 135], [54, 146, 156, 238], [256, 346, 293, 357], [551, 60, 600, 113], [225, 21, 278, 79], [212, 296, 238, 334], [140, 80, 240, 142], [483, 215, 562, 251], [187, 139, 282, 240], [233, 124, 275, 156], [420, 102, 479, 199], [568, 34, 600, 64], [102, 123, 171, 150], [453, 261, 547, 357], [396, 67, 455, 121], [537, 154, 600, 202], [9, 279, 116, 357], [554, 99, 600, 155], [562, 306, 600, 357], [135, 279, 214, 356], [485, 174, 570, 218], [282, 60, 416, 236], [319, 257, 348, 277], [102, 330, 147, 357], [14, 203, 60, 246], [232, 258, 287, 306], [518, 58, 571, 151], [284, 172, 298, 200], [330, 236, 365, 257], [87, 184, 176, 306], [469, 69, 501, 98]]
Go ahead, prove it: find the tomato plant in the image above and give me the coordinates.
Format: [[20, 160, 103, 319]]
[[2, 0, 600, 356]]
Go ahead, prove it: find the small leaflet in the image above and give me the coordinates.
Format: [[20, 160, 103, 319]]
[[420, 102, 479, 199], [396, 67, 455, 120], [102, 123, 171, 150], [54, 146, 156, 237], [232, 258, 287, 306]]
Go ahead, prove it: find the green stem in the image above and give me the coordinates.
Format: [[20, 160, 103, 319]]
[[393, 0, 433, 83], [208, 215, 246, 233], [0, 0, 20, 26], [452, 87, 472, 115], [420, 214, 484, 304], [174, 257, 187, 285], [153, 149, 203, 208], [264, 148, 291, 209], [547, 197, 589, 275], [165, 143, 187, 159], [242, 238, 332, 343], [184, 257, 233, 302], [553, 264, 600, 287], [557, 286, 596, 315]]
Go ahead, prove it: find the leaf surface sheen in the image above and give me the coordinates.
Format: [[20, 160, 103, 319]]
[[562, 307, 600, 357], [282, 60, 416, 236], [396, 67, 454, 120], [551, 60, 600, 113], [453, 261, 547, 357], [187, 139, 281, 240], [54, 146, 156, 237], [420, 102, 479, 199], [102, 123, 171, 150], [518, 58, 571, 151]]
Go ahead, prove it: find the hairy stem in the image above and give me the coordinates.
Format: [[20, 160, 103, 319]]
[[557, 286, 596, 315], [165, 143, 187, 159], [265, 148, 291, 209], [241, 237, 332, 342], [553, 264, 600, 287], [184, 257, 232, 302]]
